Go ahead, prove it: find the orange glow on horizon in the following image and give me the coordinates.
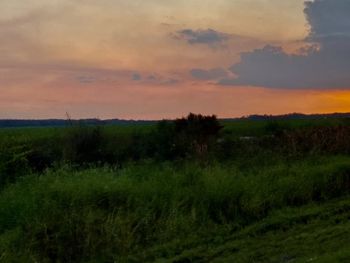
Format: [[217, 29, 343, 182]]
[[1, 0, 349, 119]]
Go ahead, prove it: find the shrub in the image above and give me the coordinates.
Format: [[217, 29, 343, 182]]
[[279, 125, 350, 155], [0, 142, 31, 187], [152, 113, 223, 160], [62, 125, 106, 166], [174, 113, 223, 156]]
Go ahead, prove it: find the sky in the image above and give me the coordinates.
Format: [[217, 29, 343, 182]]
[[1, 0, 350, 119]]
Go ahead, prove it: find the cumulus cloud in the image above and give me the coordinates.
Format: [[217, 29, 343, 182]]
[[191, 68, 228, 81], [305, 0, 350, 42], [174, 28, 230, 47], [220, 0, 350, 89]]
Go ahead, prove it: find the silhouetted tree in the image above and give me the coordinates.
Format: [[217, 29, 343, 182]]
[[174, 113, 223, 157]]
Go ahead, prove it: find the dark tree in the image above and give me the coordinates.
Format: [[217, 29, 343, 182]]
[[174, 113, 223, 157]]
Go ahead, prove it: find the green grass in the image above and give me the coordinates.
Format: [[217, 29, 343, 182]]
[[221, 118, 350, 137], [148, 197, 350, 263], [1, 156, 350, 262], [1, 117, 348, 140], [1, 119, 350, 262]]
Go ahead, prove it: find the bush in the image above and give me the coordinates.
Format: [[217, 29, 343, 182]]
[[0, 142, 31, 187], [152, 113, 223, 160], [62, 125, 106, 166], [279, 125, 350, 155]]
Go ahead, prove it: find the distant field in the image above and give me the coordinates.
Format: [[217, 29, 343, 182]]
[[1, 117, 349, 137], [1, 116, 350, 262], [221, 118, 350, 136]]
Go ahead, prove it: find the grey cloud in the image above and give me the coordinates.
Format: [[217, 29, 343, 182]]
[[77, 75, 96, 84], [305, 0, 350, 42], [220, 0, 350, 89], [147, 75, 156, 80], [132, 73, 142, 81], [175, 28, 230, 47], [163, 78, 179, 85], [130, 73, 180, 86], [149, 75, 181, 85], [191, 68, 228, 81]]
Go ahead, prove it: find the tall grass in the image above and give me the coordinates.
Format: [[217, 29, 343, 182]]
[[2, 119, 350, 262], [1, 156, 350, 262]]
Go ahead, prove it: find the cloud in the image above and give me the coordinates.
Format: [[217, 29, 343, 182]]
[[132, 73, 142, 81], [0, 10, 44, 28], [143, 75, 180, 85], [174, 28, 230, 47], [305, 0, 350, 42], [147, 75, 156, 80], [162, 78, 179, 85], [77, 75, 96, 84], [191, 68, 228, 81], [129, 73, 179, 86], [220, 0, 350, 89]]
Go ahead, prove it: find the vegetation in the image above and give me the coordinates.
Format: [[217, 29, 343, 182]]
[[1, 113, 350, 262]]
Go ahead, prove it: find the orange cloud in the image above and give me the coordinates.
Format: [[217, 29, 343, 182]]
[[2, 0, 347, 119]]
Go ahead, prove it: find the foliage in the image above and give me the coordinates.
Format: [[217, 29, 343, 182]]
[[1, 157, 350, 262], [0, 142, 30, 187], [1, 116, 350, 262], [174, 113, 223, 157], [153, 113, 223, 160], [63, 125, 105, 166]]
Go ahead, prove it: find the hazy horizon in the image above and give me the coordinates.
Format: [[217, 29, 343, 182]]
[[3, 111, 350, 122]]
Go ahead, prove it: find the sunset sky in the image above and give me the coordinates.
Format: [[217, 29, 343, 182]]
[[1, 0, 350, 119]]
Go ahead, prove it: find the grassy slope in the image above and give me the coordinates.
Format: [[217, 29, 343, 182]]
[[1, 156, 350, 262], [146, 198, 350, 263], [1, 120, 350, 262]]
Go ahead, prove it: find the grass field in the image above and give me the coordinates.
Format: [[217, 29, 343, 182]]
[[1, 116, 350, 262]]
